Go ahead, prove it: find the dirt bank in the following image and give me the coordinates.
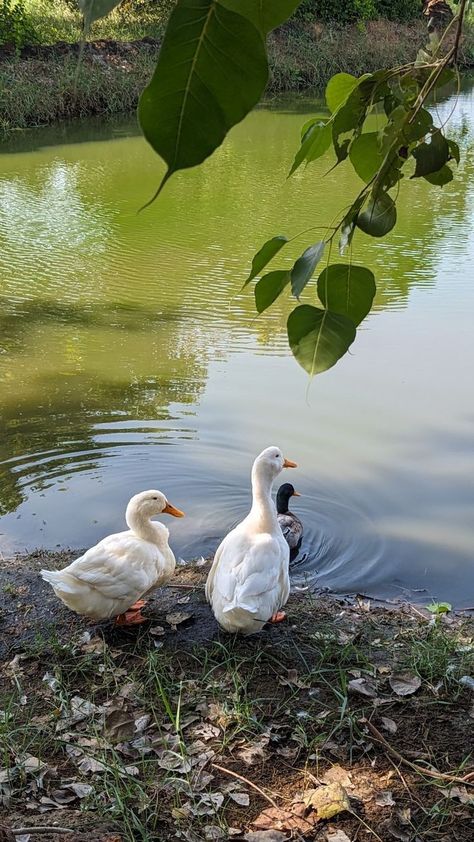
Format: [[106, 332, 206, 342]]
[[0, 551, 473, 841]]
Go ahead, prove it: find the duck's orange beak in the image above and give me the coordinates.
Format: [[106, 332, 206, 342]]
[[163, 502, 185, 518], [283, 458, 297, 468], [292, 490, 301, 496]]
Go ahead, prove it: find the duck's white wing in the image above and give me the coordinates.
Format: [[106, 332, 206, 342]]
[[214, 534, 287, 609], [205, 527, 236, 603], [65, 531, 159, 599]]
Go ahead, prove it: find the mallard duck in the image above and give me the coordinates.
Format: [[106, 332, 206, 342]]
[[205, 446, 297, 635], [277, 483, 303, 560], [41, 490, 184, 625]]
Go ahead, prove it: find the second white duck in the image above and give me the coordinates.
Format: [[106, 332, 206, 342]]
[[41, 490, 184, 625], [205, 446, 297, 635]]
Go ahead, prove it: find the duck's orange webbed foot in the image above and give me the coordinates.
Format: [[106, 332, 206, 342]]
[[115, 600, 148, 626], [270, 611, 287, 624]]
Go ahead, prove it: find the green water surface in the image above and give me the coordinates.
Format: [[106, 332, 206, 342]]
[[1, 87, 473, 604]]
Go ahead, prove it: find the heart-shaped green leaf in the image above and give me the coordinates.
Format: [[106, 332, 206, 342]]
[[405, 108, 433, 143], [139, 0, 268, 202], [317, 264, 376, 326], [291, 242, 325, 298], [349, 132, 383, 183], [326, 73, 358, 113], [424, 165, 453, 186], [77, 0, 122, 30], [244, 235, 288, 286], [448, 138, 460, 164], [287, 305, 356, 376], [289, 121, 331, 176], [357, 192, 396, 237], [412, 130, 449, 178], [220, 0, 302, 34], [255, 270, 291, 313]]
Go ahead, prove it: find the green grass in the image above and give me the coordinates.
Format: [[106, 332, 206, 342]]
[[21, 0, 169, 44], [268, 18, 474, 92], [0, 48, 157, 131]]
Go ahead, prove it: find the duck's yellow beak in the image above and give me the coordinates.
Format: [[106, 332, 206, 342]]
[[292, 490, 301, 496], [163, 502, 185, 518], [283, 458, 297, 468]]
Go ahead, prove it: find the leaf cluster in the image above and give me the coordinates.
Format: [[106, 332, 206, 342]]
[[129, 0, 466, 377]]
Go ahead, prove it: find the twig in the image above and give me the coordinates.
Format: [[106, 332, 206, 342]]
[[386, 755, 427, 812], [212, 763, 279, 809], [12, 829, 73, 835], [167, 583, 205, 590], [212, 763, 311, 841], [363, 720, 474, 786], [453, 0, 468, 64]]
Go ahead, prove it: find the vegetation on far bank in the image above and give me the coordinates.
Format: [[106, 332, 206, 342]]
[[0, 0, 427, 51], [0, 553, 473, 841], [2, 17, 474, 133], [2, 0, 474, 133]]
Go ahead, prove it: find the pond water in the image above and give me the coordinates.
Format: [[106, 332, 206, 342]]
[[1, 82, 474, 607]]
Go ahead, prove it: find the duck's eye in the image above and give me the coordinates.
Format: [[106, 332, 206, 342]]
[[152, 496, 158, 500]]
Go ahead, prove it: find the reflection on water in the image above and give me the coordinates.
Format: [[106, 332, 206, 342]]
[[1, 82, 474, 605]]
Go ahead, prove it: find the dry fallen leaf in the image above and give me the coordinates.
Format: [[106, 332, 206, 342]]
[[397, 806, 411, 825], [229, 791, 250, 806], [245, 832, 288, 842], [78, 755, 107, 774], [302, 782, 351, 819], [348, 677, 378, 698], [252, 805, 314, 833], [18, 756, 46, 774], [189, 722, 221, 741], [104, 708, 136, 742], [375, 790, 396, 807], [325, 830, 352, 842], [279, 669, 311, 689], [440, 785, 474, 806], [188, 792, 224, 816], [204, 826, 226, 840], [80, 635, 106, 655], [156, 750, 192, 773], [385, 822, 410, 842], [49, 789, 76, 806], [165, 611, 193, 630], [67, 782, 93, 798], [276, 745, 299, 760], [389, 672, 421, 696], [321, 765, 352, 789], [237, 735, 270, 765], [380, 716, 398, 734]]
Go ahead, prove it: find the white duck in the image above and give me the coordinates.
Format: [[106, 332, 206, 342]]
[[41, 490, 184, 625], [205, 446, 297, 635]]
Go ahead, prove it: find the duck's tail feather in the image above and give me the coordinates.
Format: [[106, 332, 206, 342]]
[[222, 600, 259, 615], [40, 569, 77, 594]]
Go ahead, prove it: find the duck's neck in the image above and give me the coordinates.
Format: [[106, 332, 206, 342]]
[[249, 465, 278, 532], [276, 493, 290, 515], [126, 506, 168, 546]]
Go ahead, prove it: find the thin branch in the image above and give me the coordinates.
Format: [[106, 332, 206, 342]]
[[212, 763, 280, 809], [453, 0, 469, 64], [12, 829, 74, 835], [363, 720, 474, 786]]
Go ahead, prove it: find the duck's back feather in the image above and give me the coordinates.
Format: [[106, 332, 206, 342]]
[[278, 512, 303, 550], [41, 529, 173, 619], [207, 527, 290, 634]]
